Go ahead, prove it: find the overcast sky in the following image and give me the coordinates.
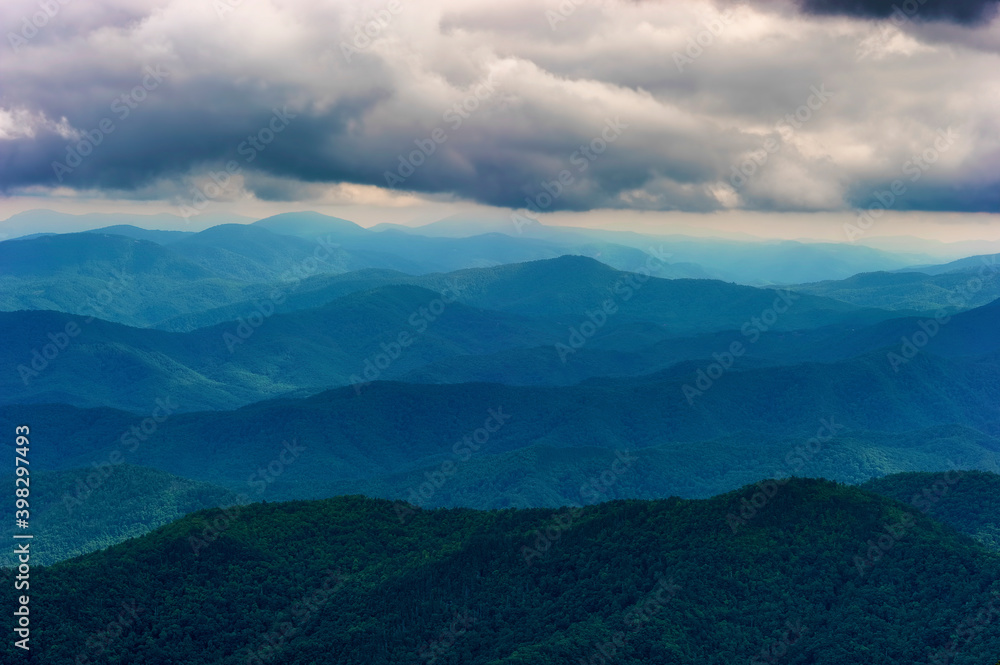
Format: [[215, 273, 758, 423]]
[[1, 0, 998, 239]]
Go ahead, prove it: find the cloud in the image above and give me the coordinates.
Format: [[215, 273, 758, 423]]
[[795, 0, 1000, 25], [0, 0, 997, 215]]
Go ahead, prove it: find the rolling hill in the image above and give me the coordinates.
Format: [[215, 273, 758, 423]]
[[7, 425, 998, 567], [10, 481, 1000, 663], [85, 224, 194, 243], [254, 211, 709, 277], [0, 208, 251, 238], [0, 285, 562, 411], [862, 470, 1000, 550], [0, 229, 409, 328], [373, 213, 937, 284], [0, 465, 237, 567], [159, 256, 906, 334], [902, 252, 1000, 276], [3, 255, 926, 411], [789, 266, 1000, 312], [6, 348, 1000, 501], [327, 424, 1000, 508]]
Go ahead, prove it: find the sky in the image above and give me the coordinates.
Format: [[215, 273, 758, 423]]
[[1, 0, 998, 241]]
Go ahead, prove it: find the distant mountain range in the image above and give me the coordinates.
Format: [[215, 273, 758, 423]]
[[3, 252, 934, 411], [0, 209, 953, 285], [789, 265, 1000, 311], [0, 208, 253, 237], [0, 220, 705, 327], [7, 246, 1000, 413], [6, 206, 1000, 664], [5, 347, 1000, 505]]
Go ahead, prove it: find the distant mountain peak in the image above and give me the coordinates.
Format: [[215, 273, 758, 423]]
[[253, 211, 368, 238]]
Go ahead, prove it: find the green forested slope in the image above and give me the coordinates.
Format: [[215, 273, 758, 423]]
[[862, 470, 1000, 550], [8, 480, 1000, 664], [0, 465, 237, 566]]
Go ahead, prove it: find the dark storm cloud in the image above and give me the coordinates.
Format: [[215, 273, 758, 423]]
[[0, 83, 389, 193], [795, 0, 1000, 24]]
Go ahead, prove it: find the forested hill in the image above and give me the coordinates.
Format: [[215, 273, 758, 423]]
[[862, 470, 1000, 550], [10, 478, 1000, 664]]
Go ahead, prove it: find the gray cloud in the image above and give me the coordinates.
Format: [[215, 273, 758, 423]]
[[0, 0, 997, 215]]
